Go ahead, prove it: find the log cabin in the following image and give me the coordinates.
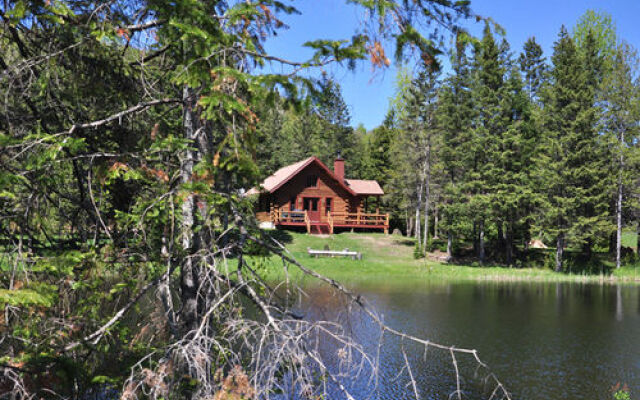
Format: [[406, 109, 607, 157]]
[[247, 156, 388, 234]]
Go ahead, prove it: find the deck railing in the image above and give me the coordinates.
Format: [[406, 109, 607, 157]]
[[273, 209, 308, 224], [327, 211, 389, 234], [272, 209, 389, 234]]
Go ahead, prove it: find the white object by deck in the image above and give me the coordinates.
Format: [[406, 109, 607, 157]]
[[259, 221, 276, 230], [307, 247, 362, 260]]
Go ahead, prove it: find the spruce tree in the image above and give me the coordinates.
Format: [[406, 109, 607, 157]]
[[498, 65, 536, 265], [469, 24, 506, 263], [312, 75, 359, 168], [538, 26, 610, 270], [519, 37, 547, 101], [574, 30, 611, 255], [254, 76, 362, 177], [438, 43, 475, 259], [365, 111, 395, 188]]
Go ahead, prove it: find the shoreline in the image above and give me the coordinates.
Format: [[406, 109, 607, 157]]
[[253, 232, 640, 286]]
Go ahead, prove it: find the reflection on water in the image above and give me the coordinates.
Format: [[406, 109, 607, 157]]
[[300, 281, 640, 399]]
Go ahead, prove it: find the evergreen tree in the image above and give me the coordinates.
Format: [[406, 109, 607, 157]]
[[469, 24, 507, 263], [254, 76, 362, 177], [538, 26, 610, 270], [312, 75, 359, 168], [365, 111, 395, 187], [438, 43, 475, 259], [0, 1, 482, 397], [519, 37, 547, 101], [497, 65, 537, 265]]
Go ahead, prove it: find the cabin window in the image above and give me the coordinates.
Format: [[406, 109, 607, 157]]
[[325, 198, 332, 215], [290, 196, 297, 211], [303, 198, 319, 211], [305, 174, 318, 188]]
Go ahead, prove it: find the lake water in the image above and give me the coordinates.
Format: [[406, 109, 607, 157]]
[[300, 280, 640, 399]]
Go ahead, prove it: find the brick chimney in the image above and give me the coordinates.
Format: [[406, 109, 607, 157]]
[[333, 153, 345, 181]]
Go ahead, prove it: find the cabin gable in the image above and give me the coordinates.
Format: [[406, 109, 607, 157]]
[[272, 162, 354, 214]]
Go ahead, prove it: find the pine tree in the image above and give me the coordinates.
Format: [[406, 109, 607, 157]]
[[254, 76, 362, 177], [519, 37, 547, 101], [574, 30, 612, 255], [538, 26, 610, 270], [469, 24, 507, 263], [365, 111, 395, 187], [311, 75, 359, 168], [498, 65, 536, 265], [438, 43, 475, 259]]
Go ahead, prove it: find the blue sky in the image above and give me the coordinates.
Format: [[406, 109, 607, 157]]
[[261, 0, 640, 130]]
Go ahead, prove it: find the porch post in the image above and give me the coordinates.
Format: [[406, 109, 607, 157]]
[[384, 213, 389, 234]]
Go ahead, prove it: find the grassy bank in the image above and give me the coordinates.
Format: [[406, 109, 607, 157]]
[[251, 231, 640, 285]]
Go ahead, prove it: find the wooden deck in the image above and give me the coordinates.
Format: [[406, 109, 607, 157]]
[[272, 210, 389, 234]]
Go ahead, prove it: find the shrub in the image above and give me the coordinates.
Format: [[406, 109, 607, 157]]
[[543, 252, 557, 271], [621, 247, 637, 265], [611, 383, 630, 400], [426, 238, 447, 253], [413, 242, 425, 259]]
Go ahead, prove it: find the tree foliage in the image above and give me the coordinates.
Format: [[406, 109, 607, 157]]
[[2, 1, 504, 399]]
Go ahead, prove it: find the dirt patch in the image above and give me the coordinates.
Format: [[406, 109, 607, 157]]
[[343, 234, 387, 247], [346, 234, 415, 257], [428, 250, 449, 262]]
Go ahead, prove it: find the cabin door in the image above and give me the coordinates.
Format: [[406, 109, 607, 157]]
[[303, 197, 321, 222]]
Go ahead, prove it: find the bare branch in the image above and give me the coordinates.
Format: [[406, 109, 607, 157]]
[[63, 267, 175, 352], [69, 98, 181, 133]]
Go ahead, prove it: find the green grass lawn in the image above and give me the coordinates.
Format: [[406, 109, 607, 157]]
[[250, 231, 640, 285]]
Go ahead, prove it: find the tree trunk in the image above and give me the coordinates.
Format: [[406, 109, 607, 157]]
[[636, 221, 640, 258], [506, 222, 513, 267], [422, 147, 431, 250], [478, 219, 485, 264], [415, 181, 422, 242], [555, 232, 564, 272], [447, 231, 453, 261], [497, 222, 504, 257], [471, 221, 477, 254], [433, 204, 439, 239], [616, 128, 624, 269], [524, 220, 531, 251], [583, 239, 592, 260], [616, 179, 623, 269], [407, 215, 414, 238], [609, 231, 616, 254], [180, 85, 199, 332]]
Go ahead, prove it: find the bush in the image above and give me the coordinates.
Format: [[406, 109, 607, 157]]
[[543, 252, 557, 271], [611, 383, 630, 400], [426, 238, 447, 253], [621, 247, 637, 265]]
